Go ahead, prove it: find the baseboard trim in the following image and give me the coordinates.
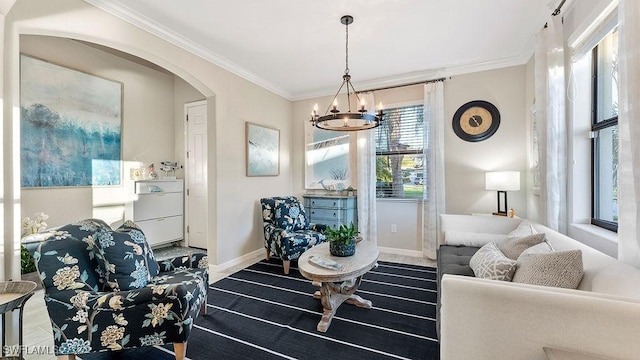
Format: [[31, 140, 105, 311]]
[[208, 248, 265, 274], [378, 246, 424, 258]]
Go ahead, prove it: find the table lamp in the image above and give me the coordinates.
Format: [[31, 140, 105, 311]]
[[485, 171, 520, 216]]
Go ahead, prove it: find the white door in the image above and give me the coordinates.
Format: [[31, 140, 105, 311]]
[[185, 101, 208, 249]]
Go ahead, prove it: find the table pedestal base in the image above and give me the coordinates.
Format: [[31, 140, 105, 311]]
[[312, 276, 372, 332]]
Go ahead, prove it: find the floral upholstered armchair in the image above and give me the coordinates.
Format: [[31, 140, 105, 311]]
[[27, 219, 208, 360], [260, 196, 327, 274]]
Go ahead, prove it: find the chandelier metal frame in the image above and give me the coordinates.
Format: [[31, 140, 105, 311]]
[[310, 15, 383, 131]]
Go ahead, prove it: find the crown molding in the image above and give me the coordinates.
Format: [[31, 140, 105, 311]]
[[291, 52, 532, 101], [83, 0, 293, 100], [84, 0, 536, 103]]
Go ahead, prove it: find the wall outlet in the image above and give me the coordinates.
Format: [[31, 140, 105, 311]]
[[391, 224, 397, 233]]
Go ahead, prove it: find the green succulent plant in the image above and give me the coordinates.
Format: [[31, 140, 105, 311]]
[[21, 245, 36, 274], [325, 223, 358, 245]]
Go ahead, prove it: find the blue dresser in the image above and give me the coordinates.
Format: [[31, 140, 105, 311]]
[[303, 194, 357, 230]]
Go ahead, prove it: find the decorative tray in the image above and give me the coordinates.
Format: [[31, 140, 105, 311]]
[[308, 255, 343, 270]]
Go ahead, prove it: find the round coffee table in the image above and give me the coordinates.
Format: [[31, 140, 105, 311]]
[[298, 241, 379, 332]]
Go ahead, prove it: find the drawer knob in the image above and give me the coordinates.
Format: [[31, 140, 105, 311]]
[[332, 202, 337, 206], [312, 201, 315, 206], [333, 213, 337, 217]]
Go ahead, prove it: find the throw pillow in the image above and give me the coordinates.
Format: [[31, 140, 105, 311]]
[[507, 221, 537, 239], [518, 241, 554, 258], [512, 250, 584, 289], [499, 233, 547, 260], [469, 242, 518, 281], [94, 227, 152, 291], [444, 231, 509, 247], [116, 221, 160, 277]]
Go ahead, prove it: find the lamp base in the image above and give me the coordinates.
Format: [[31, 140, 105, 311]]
[[492, 212, 507, 216]]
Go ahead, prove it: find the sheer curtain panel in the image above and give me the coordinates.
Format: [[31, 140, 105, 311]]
[[357, 92, 377, 245], [422, 82, 445, 259], [535, 15, 568, 233], [617, 0, 640, 268]]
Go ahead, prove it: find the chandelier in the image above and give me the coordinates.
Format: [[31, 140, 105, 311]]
[[310, 15, 383, 131]]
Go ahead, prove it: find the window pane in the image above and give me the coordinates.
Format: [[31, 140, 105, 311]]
[[596, 28, 618, 122], [376, 155, 424, 198], [594, 125, 618, 222], [375, 105, 424, 199]]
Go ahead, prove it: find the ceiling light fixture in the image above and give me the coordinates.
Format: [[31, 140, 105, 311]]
[[310, 15, 383, 131]]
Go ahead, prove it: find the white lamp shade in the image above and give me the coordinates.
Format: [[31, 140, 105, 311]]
[[485, 171, 520, 191]]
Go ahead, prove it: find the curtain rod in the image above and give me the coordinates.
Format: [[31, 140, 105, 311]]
[[357, 77, 449, 94], [552, 0, 567, 16]]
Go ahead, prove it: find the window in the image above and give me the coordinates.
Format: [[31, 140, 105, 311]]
[[375, 104, 424, 198], [591, 27, 618, 232]]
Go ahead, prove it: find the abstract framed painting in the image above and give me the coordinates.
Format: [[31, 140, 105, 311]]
[[246, 122, 280, 176], [20, 54, 122, 187]]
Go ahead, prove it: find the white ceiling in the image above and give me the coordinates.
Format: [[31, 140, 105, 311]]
[[85, 0, 562, 100]]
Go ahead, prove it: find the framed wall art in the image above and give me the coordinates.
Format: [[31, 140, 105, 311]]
[[246, 122, 280, 176], [20, 54, 122, 187]]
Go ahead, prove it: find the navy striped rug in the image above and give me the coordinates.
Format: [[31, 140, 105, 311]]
[[81, 259, 439, 360]]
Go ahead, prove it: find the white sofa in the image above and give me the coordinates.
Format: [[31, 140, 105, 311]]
[[438, 214, 640, 360]]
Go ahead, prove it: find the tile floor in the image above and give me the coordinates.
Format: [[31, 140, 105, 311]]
[[14, 252, 435, 359]]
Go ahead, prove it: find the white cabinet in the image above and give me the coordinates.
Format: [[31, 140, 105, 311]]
[[133, 180, 184, 247]]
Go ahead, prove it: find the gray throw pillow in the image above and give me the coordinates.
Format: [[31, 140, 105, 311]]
[[499, 233, 547, 260], [469, 242, 517, 281], [513, 250, 584, 289]]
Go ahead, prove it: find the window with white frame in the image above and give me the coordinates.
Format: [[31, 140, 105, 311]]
[[375, 104, 424, 199], [591, 27, 618, 232]]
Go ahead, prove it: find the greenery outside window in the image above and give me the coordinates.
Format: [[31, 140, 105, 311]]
[[375, 104, 424, 198], [591, 27, 618, 232]]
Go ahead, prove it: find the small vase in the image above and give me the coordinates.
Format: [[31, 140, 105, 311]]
[[329, 238, 356, 257]]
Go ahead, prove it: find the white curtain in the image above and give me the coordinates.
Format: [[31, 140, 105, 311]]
[[356, 93, 377, 244], [617, 0, 640, 268], [422, 82, 445, 259], [534, 16, 567, 233]]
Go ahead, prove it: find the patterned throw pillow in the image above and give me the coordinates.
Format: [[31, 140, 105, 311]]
[[498, 233, 547, 260], [93, 227, 152, 291], [469, 242, 518, 281], [513, 250, 584, 289], [273, 198, 309, 231], [116, 221, 160, 277]]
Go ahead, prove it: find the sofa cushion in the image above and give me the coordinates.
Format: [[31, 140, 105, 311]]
[[499, 233, 547, 260], [116, 221, 160, 277], [469, 242, 517, 281], [444, 230, 508, 247], [591, 263, 640, 299], [94, 228, 153, 291], [513, 250, 584, 289]]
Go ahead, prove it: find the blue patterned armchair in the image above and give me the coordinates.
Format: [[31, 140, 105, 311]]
[[27, 219, 208, 360], [260, 196, 327, 274]]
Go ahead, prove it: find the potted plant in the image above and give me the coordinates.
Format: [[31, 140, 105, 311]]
[[326, 223, 358, 257]]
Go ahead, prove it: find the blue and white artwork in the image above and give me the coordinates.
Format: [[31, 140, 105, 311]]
[[246, 122, 279, 176], [20, 55, 122, 187]]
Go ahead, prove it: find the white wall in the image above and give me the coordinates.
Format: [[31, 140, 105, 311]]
[[293, 66, 529, 253], [3, 0, 293, 273]]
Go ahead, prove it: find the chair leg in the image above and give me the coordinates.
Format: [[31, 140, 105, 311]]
[[283, 260, 290, 274], [265, 248, 271, 260], [57, 356, 75, 360], [174, 342, 187, 360], [200, 299, 207, 315]]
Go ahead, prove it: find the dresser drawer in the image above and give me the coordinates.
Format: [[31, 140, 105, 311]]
[[136, 180, 183, 194], [135, 215, 183, 247], [304, 197, 354, 209], [308, 208, 347, 221], [134, 192, 183, 221]]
